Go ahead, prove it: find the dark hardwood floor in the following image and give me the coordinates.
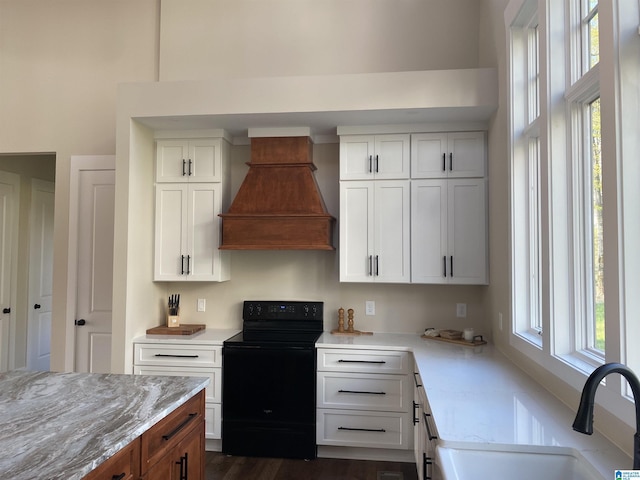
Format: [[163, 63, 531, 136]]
[[205, 452, 418, 480]]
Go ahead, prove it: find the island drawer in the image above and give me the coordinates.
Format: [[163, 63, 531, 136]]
[[134, 344, 221, 368], [317, 348, 410, 374], [317, 371, 410, 412], [82, 437, 140, 480], [317, 408, 411, 449], [141, 390, 205, 474]]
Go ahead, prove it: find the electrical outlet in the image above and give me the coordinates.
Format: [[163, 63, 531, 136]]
[[456, 303, 467, 318], [365, 300, 375, 316], [197, 298, 206, 312]]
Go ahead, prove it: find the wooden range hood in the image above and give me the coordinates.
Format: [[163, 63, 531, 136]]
[[219, 136, 336, 250]]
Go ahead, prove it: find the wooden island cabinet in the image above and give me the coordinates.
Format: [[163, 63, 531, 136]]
[[84, 390, 205, 480]]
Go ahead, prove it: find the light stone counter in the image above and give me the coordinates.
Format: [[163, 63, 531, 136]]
[[316, 332, 631, 478], [0, 370, 209, 479], [133, 328, 240, 345]]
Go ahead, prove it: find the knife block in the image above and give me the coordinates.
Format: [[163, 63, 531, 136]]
[[167, 311, 180, 328]]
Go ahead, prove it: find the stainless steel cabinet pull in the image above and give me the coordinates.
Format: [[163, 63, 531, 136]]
[[154, 354, 199, 358], [338, 389, 386, 395], [162, 413, 197, 441], [338, 359, 386, 364], [338, 426, 386, 433]]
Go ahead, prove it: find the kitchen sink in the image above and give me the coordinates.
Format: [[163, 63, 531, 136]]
[[436, 445, 603, 480]]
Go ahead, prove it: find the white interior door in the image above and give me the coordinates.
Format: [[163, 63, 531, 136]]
[[0, 172, 19, 372], [70, 156, 115, 373], [27, 179, 55, 371]]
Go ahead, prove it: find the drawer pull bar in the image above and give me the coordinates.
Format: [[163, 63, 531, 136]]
[[338, 389, 386, 395], [162, 413, 198, 441], [423, 412, 437, 440], [154, 354, 199, 358], [111, 474, 126, 480], [338, 426, 386, 433], [413, 371, 422, 387], [337, 360, 386, 364]]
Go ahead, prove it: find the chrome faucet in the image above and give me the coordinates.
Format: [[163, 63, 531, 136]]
[[572, 362, 640, 469]]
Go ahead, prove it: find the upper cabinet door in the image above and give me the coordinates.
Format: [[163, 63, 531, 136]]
[[411, 132, 485, 179], [340, 135, 409, 180], [447, 132, 486, 178], [156, 138, 223, 183]]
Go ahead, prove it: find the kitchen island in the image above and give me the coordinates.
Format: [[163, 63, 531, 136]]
[[0, 369, 208, 479]]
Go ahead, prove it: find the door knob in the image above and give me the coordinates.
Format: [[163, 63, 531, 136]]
[[75, 319, 86, 326], [2, 308, 10, 314], [34, 304, 41, 309]]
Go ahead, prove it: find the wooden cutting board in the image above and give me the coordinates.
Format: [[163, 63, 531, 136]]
[[146, 324, 206, 336], [421, 334, 487, 347]]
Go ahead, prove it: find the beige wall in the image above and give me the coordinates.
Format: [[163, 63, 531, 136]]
[[159, 0, 481, 80], [0, 0, 503, 373]]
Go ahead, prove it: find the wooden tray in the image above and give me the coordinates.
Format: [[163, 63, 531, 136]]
[[421, 334, 487, 347], [146, 324, 206, 336]]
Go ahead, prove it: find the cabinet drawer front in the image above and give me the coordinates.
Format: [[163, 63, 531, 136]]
[[83, 438, 140, 480], [133, 365, 220, 403], [317, 409, 411, 449], [134, 343, 221, 367], [141, 391, 204, 474], [205, 402, 221, 439], [318, 349, 409, 374], [318, 372, 409, 412]]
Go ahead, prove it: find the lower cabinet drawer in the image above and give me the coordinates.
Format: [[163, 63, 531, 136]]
[[317, 409, 411, 449], [83, 438, 140, 480], [141, 391, 204, 474], [317, 372, 409, 412], [205, 402, 221, 439], [133, 365, 220, 403]]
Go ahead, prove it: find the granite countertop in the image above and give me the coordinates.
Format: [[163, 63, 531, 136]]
[[0, 370, 209, 480], [316, 332, 631, 478]]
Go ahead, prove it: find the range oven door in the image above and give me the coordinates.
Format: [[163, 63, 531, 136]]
[[222, 343, 317, 459]]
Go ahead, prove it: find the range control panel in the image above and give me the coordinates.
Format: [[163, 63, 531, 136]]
[[243, 301, 323, 321]]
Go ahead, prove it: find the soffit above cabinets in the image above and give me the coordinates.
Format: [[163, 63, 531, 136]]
[[124, 68, 498, 144]]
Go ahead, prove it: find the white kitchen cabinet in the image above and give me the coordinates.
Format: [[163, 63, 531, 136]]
[[411, 132, 485, 179], [317, 348, 413, 452], [133, 343, 222, 442], [413, 361, 443, 480], [154, 183, 230, 281], [340, 134, 410, 180], [156, 138, 225, 183], [411, 178, 487, 284], [339, 180, 410, 283]]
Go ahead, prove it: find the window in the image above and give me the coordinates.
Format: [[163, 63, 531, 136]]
[[508, 0, 542, 345]]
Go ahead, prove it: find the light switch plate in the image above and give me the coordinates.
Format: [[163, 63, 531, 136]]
[[456, 303, 467, 318], [197, 298, 206, 312], [365, 300, 375, 316]]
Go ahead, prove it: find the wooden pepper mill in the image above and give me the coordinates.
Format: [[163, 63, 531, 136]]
[[337, 307, 345, 333], [347, 308, 355, 333]]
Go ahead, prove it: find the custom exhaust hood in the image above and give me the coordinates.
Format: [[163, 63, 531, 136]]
[[219, 135, 336, 250]]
